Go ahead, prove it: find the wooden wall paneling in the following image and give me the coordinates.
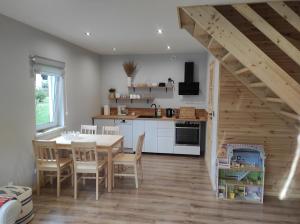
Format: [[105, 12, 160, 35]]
[[218, 66, 299, 197]]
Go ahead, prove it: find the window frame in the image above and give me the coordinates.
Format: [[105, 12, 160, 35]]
[[32, 56, 65, 133]]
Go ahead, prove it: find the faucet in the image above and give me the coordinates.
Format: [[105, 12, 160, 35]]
[[151, 103, 157, 117]]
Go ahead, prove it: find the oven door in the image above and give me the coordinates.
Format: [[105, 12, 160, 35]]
[[175, 126, 200, 146]]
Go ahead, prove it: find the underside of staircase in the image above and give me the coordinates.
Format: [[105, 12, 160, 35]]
[[178, 1, 300, 127]]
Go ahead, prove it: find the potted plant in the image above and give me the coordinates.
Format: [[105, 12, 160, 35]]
[[108, 88, 116, 99], [123, 61, 137, 86]]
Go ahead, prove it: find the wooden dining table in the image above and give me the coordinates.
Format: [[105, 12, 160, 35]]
[[51, 134, 124, 193]]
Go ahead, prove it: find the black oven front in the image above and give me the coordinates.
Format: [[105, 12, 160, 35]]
[[175, 122, 200, 146]]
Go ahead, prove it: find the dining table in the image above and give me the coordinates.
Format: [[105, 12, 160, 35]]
[[51, 133, 124, 193]]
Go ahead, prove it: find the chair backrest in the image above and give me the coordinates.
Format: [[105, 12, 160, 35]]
[[71, 141, 98, 166], [135, 133, 145, 161], [81, 125, 97, 135], [102, 126, 120, 135], [32, 140, 59, 166]]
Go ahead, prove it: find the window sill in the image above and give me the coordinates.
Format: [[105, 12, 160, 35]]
[[35, 126, 64, 139]]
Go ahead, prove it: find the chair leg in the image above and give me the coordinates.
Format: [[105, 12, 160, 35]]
[[74, 173, 77, 199], [134, 163, 138, 189], [113, 164, 115, 188], [70, 165, 74, 187], [105, 167, 108, 189], [96, 170, 99, 200], [57, 171, 60, 197], [36, 169, 40, 196], [139, 159, 143, 181]]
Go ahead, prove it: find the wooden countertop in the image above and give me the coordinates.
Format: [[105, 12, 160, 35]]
[[92, 114, 207, 121]]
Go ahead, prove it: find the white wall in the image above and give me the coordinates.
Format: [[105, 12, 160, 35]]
[[99, 53, 208, 109], [0, 14, 102, 186]]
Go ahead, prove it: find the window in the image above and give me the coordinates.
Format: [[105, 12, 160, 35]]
[[32, 56, 65, 132]]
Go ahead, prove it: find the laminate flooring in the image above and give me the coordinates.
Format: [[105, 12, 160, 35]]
[[31, 154, 300, 224]]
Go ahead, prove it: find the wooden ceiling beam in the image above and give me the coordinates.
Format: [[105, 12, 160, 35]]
[[268, 2, 300, 33], [181, 6, 300, 115], [233, 4, 300, 68]]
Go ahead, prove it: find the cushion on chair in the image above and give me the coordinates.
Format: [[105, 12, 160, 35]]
[[0, 186, 33, 224], [38, 158, 72, 171], [113, 153, 135, 163], [76, 160, 106, 173]]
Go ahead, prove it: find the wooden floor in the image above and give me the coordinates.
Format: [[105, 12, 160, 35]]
[[32, 154, 300, 224]]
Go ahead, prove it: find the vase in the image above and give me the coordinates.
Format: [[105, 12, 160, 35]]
[[127, 77, 132, 86]]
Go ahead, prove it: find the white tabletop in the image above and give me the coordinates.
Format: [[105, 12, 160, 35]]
[[52, 134, 123, 148]]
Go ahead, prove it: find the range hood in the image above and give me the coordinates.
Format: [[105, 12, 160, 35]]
[[179, 62, 199, 95]]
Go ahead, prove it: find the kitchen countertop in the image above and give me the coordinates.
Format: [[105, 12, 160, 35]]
[[92, 114, 207, 122]]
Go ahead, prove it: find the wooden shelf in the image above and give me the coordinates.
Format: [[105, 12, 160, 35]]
[[222, 180, 263, 187], [220, 167, 263, 172], [109, 97, 154, 104], [128, 85, 174, 93]]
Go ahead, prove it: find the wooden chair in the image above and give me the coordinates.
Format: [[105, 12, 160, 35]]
[[113, 133, 145, 189], [81, 125, 97, 135], [71, 141, 106, 200], [32, 140, 73, 197], [102, 126, 120, 135], [102, 126, 122, 155]]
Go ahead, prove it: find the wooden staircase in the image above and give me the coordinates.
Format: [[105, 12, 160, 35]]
[[178, 2, 300, 126]]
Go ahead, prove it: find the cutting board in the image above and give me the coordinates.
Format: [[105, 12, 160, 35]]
[[179, 107, 196, 119]]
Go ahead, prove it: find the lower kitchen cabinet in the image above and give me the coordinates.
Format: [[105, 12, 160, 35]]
[[115, 120, 133, 149], [144, 121, 158, 153], [133, 120, 145, 151], [157, 136, 174, 154]]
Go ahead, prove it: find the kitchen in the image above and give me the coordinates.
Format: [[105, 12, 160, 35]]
[[93, 53, 209, 156]]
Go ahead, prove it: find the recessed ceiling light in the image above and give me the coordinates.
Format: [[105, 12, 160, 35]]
[[167, 45, 171, 50], [112, 48, 116, 52], [157, 28, 163, 35], [84, 32, 91, 36]]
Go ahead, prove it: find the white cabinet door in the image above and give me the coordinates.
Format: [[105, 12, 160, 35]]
[[93, 119, 115, 134], [115, 120, 133, 149], [132, 120, 145, 152], [144, 121, 157, 153], [157, 137, 174, 154]]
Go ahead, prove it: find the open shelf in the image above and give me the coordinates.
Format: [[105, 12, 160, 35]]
[[128, 85, 174, 93], [109, 96, 154, 104]]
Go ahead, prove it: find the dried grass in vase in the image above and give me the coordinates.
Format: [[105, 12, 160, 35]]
[[123, 61, 137, 77]]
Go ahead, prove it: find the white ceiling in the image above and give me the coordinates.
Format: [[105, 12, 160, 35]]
[[0, 0, 272, 55]]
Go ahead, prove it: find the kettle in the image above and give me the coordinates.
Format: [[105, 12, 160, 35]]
[[166, 108, 175, 118]]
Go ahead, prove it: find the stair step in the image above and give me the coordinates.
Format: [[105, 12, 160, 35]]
[[235, 67, 250, 75], [249, 82, 266, 88], [266, 97, 284, 104], [280, 111, 300, 121], [222, 52, 231, 61]]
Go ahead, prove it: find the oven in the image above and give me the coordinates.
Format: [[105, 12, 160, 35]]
[[175, 122, 200, 146]]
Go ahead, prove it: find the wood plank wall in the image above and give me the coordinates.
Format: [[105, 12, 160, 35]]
[[218, 66, 300, 198]]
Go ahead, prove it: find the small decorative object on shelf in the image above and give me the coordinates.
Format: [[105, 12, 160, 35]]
[[108, 88, 116, 99], [123, 61, 137, 86], [217, 144, 265, 203]]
